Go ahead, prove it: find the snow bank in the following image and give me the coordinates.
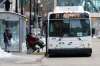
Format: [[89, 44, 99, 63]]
[[0, 48, 13, 58], [22, 42, 27, 53], [0, 48, 45, 64]]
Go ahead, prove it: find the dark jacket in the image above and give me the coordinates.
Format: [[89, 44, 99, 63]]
[[4, 32, 12, 42], [4, 0, 11, 11], [26, 35, 39, 47]]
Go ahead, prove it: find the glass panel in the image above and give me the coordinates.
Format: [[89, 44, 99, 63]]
[[0, 20, 20, 51], [49, 13, 90, 37], [70, 18, 90, 37], [0, 20, 5, 48], [83, 0, 99, 12], [92, 0, 100, 11], [0, 0, 4, 8]]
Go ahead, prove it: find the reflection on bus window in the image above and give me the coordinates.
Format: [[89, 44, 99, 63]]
[[70, 18, 90, 37]]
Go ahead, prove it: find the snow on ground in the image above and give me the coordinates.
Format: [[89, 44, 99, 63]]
[[0, 48, 13, 58], [0, 47, 45, 64], [0, 37, 46, 63]]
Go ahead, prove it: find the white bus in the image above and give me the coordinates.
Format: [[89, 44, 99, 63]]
[[47, 11, 93, 56]]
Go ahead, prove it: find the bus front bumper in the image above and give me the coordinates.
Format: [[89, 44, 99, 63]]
[[48, 48, 92, 56]]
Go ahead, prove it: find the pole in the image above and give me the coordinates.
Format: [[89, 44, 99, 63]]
[[15, 0, 18, 13], [45, 20, 48, 56], [29, 0, 32, 34], [21, 0, 23, 15]]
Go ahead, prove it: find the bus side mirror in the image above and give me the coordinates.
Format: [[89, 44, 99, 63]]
[[92, 28, 95, 36]]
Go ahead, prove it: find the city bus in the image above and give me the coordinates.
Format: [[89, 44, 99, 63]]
[[47, 11, 92, 56]]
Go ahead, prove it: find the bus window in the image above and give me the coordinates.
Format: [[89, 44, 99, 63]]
[[49, 13, 90, 37], [49, 19, 64, 37], [70, 18, 90, 37]]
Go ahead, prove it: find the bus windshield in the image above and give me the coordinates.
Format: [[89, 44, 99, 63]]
[[49, 13, 90, 37], [57, 0, 83, 6]]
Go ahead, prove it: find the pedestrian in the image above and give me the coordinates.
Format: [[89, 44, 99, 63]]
[[26, 33, 45, 53], [31, 33, 45, 50], [26, 33, 38, 53], [3, 28, 12, 52], [4, 0, 11, 11]]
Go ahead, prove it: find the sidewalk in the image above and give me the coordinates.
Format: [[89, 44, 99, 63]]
[[0, 52, 45, 64]]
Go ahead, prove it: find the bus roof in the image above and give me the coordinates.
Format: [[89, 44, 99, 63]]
[[0, 11, 25, 18], [48, 11, 90, 15], [53, 6, 84, 13]]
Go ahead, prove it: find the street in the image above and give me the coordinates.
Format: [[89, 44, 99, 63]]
[[0, 38, 100, 66]]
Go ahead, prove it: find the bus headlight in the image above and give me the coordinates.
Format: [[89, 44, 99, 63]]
[[82, 43, 91, 48], [80, 44, 85, 48]]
